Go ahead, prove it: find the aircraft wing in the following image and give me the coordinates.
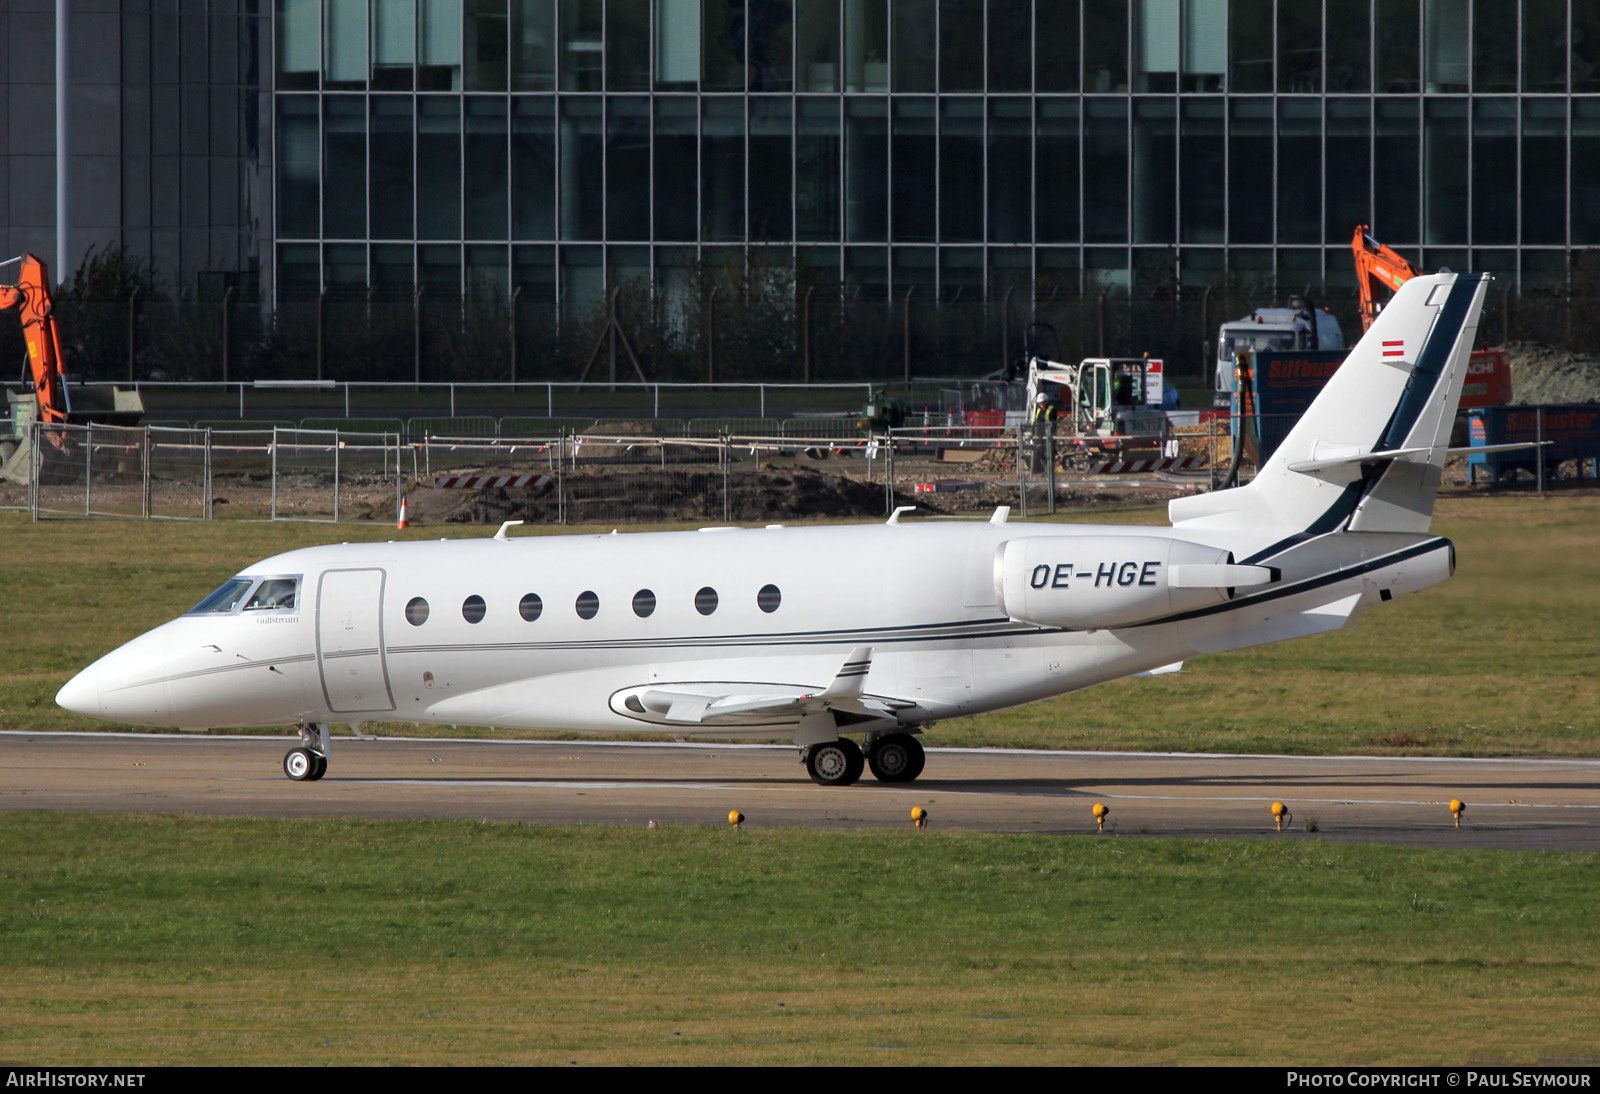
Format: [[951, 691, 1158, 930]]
[[636, 647, 904, 725]]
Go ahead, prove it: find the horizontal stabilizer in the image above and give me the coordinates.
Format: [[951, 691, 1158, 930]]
[[1167, 564, 1278, 589], [1287, 446, 1432, 474], [1131, 661, 1184, 677]]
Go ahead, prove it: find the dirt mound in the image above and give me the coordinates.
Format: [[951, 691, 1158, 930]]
[[1501, 341, 1600, 404]]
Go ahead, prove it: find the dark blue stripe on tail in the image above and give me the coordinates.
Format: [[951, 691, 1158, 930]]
[[1378, 274, 1483, 452]]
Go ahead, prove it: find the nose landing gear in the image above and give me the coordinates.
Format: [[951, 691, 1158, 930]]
[[283, 723, 330, 782]]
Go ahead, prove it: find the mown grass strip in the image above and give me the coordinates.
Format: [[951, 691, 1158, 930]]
[[1, 813, 1597, 1064]]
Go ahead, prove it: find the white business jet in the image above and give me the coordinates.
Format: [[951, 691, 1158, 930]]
[[58, 273, 1488, 787]]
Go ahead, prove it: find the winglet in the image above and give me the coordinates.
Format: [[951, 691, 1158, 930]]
[[819, 646, 873, 699], [494, 520, 525, 541], [990, 506, 1010, 524], [887, 506, 917, 524]]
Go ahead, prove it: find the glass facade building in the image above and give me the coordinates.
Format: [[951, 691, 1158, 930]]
[[265, 0, 1600, 313]]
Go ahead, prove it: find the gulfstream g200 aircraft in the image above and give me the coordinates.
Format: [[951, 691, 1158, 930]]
[[58, 273, 1488, 786]]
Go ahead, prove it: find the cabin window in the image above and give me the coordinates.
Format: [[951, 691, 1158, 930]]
[[462, 595, 487, 623], [695, 586, 718, 615], [519, 593, 543, 621], [244, 577, 300, 611], [757, 584, 781, 612], [632, 589, 656, 617], [576, 590, 600, 619], [187, 578, 254, 615], [405, 597, 430, 625]]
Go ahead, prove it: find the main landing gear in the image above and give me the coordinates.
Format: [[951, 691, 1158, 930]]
[[283, 723, 330, 782], [802, 732, 925, 787]]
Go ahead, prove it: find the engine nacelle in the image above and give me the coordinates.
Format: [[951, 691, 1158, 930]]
[[995, 535, 1269, 629]]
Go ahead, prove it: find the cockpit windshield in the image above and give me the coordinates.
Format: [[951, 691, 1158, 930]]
[[244, 577, 299, 611], [187, 578, 254, 615]]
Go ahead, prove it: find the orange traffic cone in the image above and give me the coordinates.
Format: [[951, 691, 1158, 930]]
[[397, 495, 409, 529]]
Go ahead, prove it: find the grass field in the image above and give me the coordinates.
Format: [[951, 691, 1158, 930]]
[[1, 812, 1597, 1066], [3, 492, 1596, 755]]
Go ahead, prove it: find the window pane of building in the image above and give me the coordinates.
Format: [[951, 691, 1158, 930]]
[[605, 0, 649, 90], [1276, 1, 1321, 93], [1133, 99, 1175, 243], [704, 0, 746, 91], [1471, 99, 1515, 244], [374, 0, 417, 89], [1035, 0, 1080, 92], [561, 244, 604, 319], [279, 243, 322, 296], [512, 97, 556, 238], [1036, 99, 1080, 243], [418, 98, 462, 238], [465, 98, 510, 239], [1084, 1, 1128, 92], [324, 0, 369, 90], [987, 0, 1029, 92], [325, 243, 367, 295], [702, 98, 746, 240], [1135, 0, 1179, 94], [846, 97, 888, 240], [892, 98, 935, 242], [893, 0, 936, 92], [511, 0, 557, 89], [1325, 0, 1370, 92], [514, 244, 556, 298], [653, 98, 698, 241], [1278, 99, 1320, 244], [372, 97, 416, 239], [560, 0, 603, 90], [655, 0, 699, 88], [1324, 98, 1370, 241], [1423, 0, 1467, 92], [752, 0, 795, 91], [1522, 0, 1567, 92], [278, 97, 321, 240], [1229, 0, 1272, 92], [845, 245, 888, 297], [1374, 98, 1420, 242], [988, 99, 1031, 243], [750, 99, 793, 241], [797, 0, 840, 90], [421, 0, 464, 89], [278, 0, 320, 91], [1179, 97, 1223, 244], [1182, 0, 1226, 91], [1576, 6, 1600, 92], [1376, 0, 1418, 91], [373, 243, 416, 294], [939, 98, 982, 243], [1471, 0, 1515, 92], [1573, 101, 1600, 244], [1084, 99, 1127, 242], [606, 97, 650, 239], [1423, 98, 1467, 244], [939, 0, 984, 92], [467, 243, 510, 296], [844, 0, 888, 91], [1228, 98, 1271, 243], [1522, 100, 1565, 246], [797, 98, 841, 240], [560, 96, 603, 238], [420, 242, 463, 292], [466, 0, 509, 89]]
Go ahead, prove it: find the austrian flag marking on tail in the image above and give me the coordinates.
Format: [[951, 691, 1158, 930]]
[[1382, 340, 1405, 358]]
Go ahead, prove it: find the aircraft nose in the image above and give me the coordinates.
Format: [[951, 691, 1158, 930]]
[[56, 664, 103, 718]]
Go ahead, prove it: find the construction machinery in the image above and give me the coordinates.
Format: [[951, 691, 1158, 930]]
[[1213, 298, 1345, 406], [1352, 225, 1511, 407], [1, 253, 143, 483], [1025, 355, 1169, 446]]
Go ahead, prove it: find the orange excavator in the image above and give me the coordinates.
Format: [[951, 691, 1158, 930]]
[[1352, 226, 1512, 407], [2, 253, 143, 483]]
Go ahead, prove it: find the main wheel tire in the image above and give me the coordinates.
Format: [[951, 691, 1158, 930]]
[[867, 733, 926, 783], [283, 747, 316, 782], [307, 752, 328, 781], [806, 738, 864, 786]]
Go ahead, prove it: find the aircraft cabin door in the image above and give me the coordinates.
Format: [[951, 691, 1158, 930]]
[[316, 568, 396, 714]]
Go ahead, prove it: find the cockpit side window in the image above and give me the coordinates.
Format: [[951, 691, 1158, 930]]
[[244, 577, 300, 612], [187, 578, 255, 615]]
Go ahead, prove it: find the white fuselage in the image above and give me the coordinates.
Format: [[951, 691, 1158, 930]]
[[57, 519, 1451, 740]]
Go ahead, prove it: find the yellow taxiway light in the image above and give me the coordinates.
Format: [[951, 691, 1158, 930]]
[[1450, 799, 1465, 828], [911, 806, 929, 829], [1271, 801, 1292, 832], [1093, 802, 1109, 833], [728, 810, 744, 829]]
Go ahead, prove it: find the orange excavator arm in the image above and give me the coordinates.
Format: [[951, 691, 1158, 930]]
[[1351, 226, 1419, 333], [0, 254, 71, 425]]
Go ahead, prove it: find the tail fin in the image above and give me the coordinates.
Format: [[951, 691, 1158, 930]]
[[1171, 272, 1488, 536]]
